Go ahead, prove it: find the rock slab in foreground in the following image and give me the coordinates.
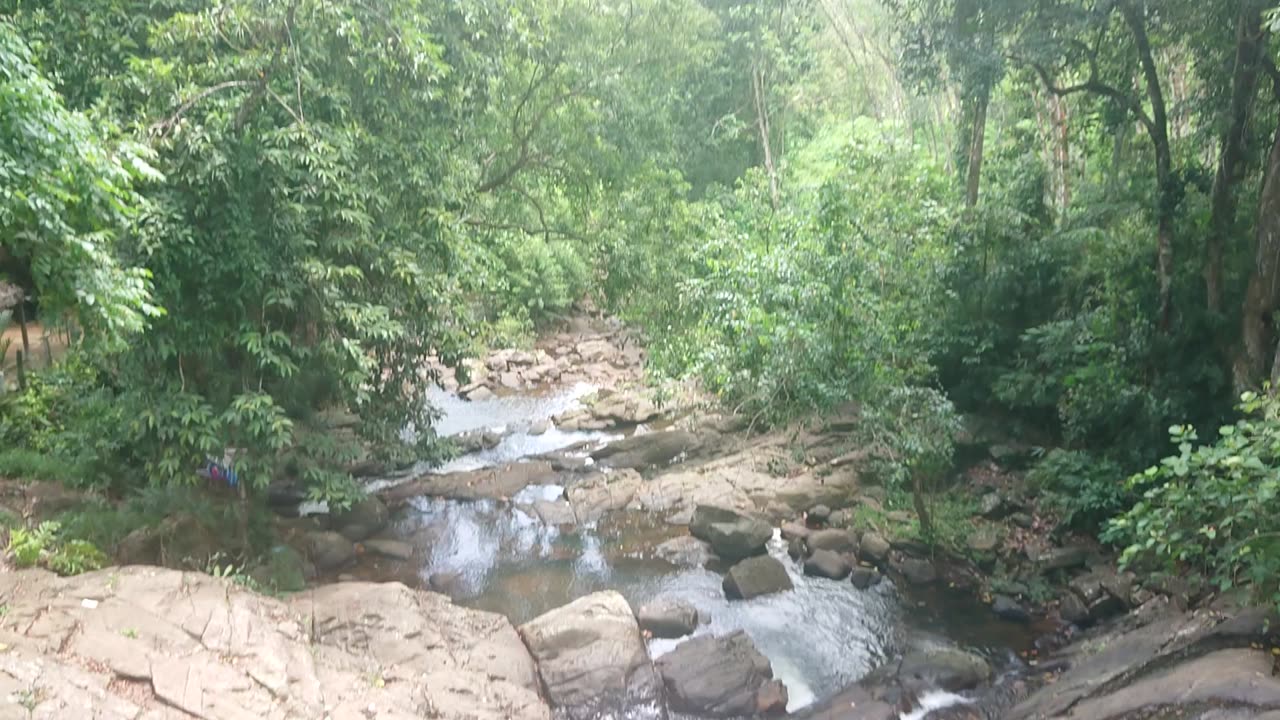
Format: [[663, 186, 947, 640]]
[[723, 555, 794, 600], [656, 630, 788, 717], [0, 566, 550, 720], [518, 590, 664, 719]]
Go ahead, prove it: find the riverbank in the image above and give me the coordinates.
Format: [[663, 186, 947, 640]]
[[0, 315, 1276, 719]]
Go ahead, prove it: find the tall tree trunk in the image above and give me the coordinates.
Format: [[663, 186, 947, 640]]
[[751, 63, 780, 210], [1054, 95, 1071, 211], [1206, 4, 1264, 314], [1234, 110, 1280, 392], [965, 89, 988, 209], [1122, 1, 1174, 331]]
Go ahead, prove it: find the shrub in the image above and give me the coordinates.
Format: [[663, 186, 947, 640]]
[[6, 520, 106, 575], [1028, 449, 1129, 532], [1105, 391, 1280, 606]]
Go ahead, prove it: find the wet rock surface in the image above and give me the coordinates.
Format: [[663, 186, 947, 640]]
[[518, 590, 663, 720], [656, 630, 788, 717], [723, 555, 794, 600], [637, 597, 700, 638]]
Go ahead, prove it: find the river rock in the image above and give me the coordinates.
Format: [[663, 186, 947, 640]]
[[992, 594, 1030, 622], [690, 505, 772, 561], [592, 429, 700, 470], [363, 538, 414, 561], [656, 630, 788, 717], [889, 553, 937, 585], [966, 526, 1001, 553], [464, 385, 496, 401], [781, 521, 811, 541], [655, 535, 716, 567], [529, 418, 551, 435], [807, 504, 832, 525], [0, 566, 550, 720], [1032, 545, 1090, 572], [850, 566, 882, 589], [804, 549, 852, 580], [1060, 590, 1090, 625], [518, 591, 663, 719], [898, 648, 993, 692], [787, 535, 806, 560], [723, 555, 794, 600], [807, 528, 859, 556], [637, 598, 699, 638], [332, 495, 389, 541], [454, 427, 503, 452], [303, 530, 356, 571], [860, 531, 891, 562]]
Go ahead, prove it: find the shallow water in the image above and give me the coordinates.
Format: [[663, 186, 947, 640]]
[[348, 384, 1039, 718]]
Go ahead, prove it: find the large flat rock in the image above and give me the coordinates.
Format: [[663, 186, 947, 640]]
[[0, 566, 550, 720], [518, 590, 663, 719]]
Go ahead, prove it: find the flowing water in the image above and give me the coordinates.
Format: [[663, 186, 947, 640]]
[[350, 382, 1040, 718]]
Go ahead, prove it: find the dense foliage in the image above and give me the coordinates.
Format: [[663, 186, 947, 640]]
[[3, 0, 1280, 600]]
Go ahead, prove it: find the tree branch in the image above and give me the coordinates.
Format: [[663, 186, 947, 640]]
[[151, 80, 257, 136]]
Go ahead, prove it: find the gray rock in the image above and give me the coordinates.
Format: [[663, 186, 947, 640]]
[[592, 429, 699, 470], [1060, 590, 1090, 625], [807, 528, 859, 556], [1009, 512, 1034, 529], [655, 630, 788, 717], [723, 555, 794, 600], [992, 594, 1030, 622], [303, 530, 356, 571], [780, 521, 811, 541], [787, 536, 806, 560], [529, 418, 551, 435], [690, 505, 772, 561], [1033, 545, 1089, 572], [890, 553, 937, 585], [519, 591, 663, 720], [967, 526, 1001, 553], [850, 566, 882, 590], [332, 496, 389, 542], [898, 648, 993, 692], [803, 549, 852, 580], [363, 538, 414, 561], [859, 532, 892, 562], [978, 492, 1006, 518], [655, 536, 716, 567], [637, 598, 699, 639], [807, 504, 832, 524], [429, 571, 464, 595], [464, 385, 496, 401]]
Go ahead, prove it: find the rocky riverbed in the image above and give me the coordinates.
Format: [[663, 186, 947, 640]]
[[3, 314, 1279, 719]]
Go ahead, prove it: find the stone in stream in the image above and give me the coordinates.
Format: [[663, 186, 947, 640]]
[[363, 538, 414, 561], [518, 591, 663, 720], [849, 566, 882, 590], [804, 549, 852, 580], [463, 385, 496, 401], [896, 648, 993, 692], [807, 504, 832, 525], [637, 598, 699, 639], [529, 418, 551, 435], [889, 553, 937, 585], [723, 555, 794, 600], [689, 504, 773, 561], [780, 521, 811, 541], [806, 528, 859, 556], [591, 429, 700, 470], [655, 535, 717, 567], [302, 530, 356, 571], [859, 531, 892, 563], [992, 594, 1031, 623], [331, 495, 389, 542], [656, 630, 788, 717]]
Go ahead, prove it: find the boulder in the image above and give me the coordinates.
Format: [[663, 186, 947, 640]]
[[518, 591, 663, 719], [464, 385, 496, 401], [859, 532, 892, 562], [807, 528, 859, 556], [898, 648, 993, 692], [592, 429, 700, 470], [0, 566, 549, 720], [332, 495, 389, 542], [453, 428, 503, 453], [978, 492, 1006, 518], [656, 630, 788, 717], [363, 538, 414, 561], [690, 505, 773, 561], [992, 594, 1031, 623], [1060, 591, 1090, 625], [780, 521, 811, 541], [889, 553, 937, 585], [723, 555, 794, 600], [655, 536, 716, 567], [787, 536, 807, 561], [804, 549, 852, 580], [850, 566, 882, 590], [529, 418, 551, 435], [249, 544, 310, 592], [302, 530, 356, 571], [807, 504, 832, 525], [637, 598, 699, 639], [1032, 545, 1090, 572], [966, 526, 1001, 553]]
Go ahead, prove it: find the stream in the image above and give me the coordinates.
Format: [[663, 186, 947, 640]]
[[347, 382, 1040, 718]]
